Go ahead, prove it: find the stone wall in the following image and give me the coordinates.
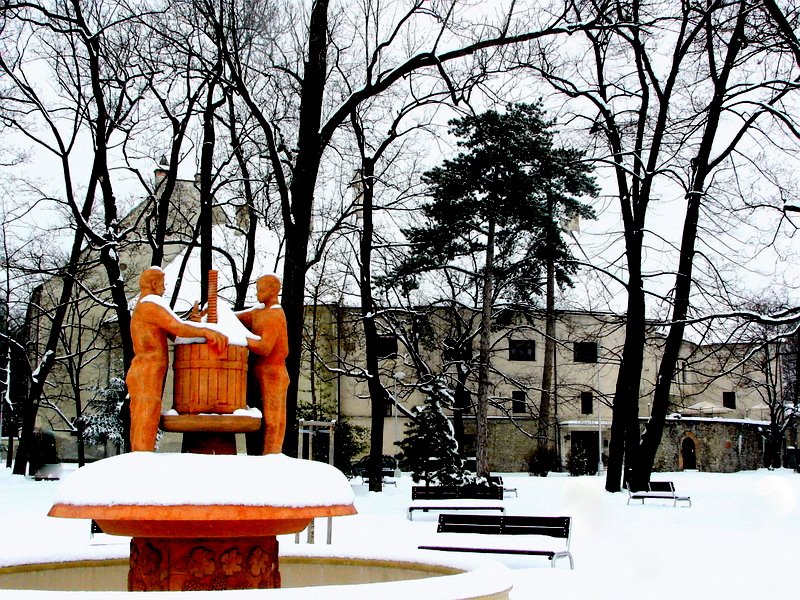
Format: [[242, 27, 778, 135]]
[[465, 416, 766, 473], [652, 417, 764, 473], [463, 418, 538, 473]]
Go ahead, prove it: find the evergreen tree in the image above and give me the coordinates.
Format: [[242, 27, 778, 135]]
[[77, 378, 126, 456], [398, 379, 466, 485], [392, 102, 597, 476], [397, 102, 596, 300]]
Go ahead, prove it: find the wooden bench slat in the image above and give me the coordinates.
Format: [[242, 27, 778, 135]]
[[420, 513, 574, 569], [412, 485, 504, 500], [419, 545, 556, 559], [408, 485, 506, 520]]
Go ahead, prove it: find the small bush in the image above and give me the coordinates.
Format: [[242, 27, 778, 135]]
[[566, 447, 596, 476], [526, 446, 560, 476]]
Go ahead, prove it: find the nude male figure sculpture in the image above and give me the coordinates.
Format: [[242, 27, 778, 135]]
[[236, 275, 290, 455], [127, 267, 229, 451]]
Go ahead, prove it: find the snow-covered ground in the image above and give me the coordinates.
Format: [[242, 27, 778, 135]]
[[1, 463, 798, 598]]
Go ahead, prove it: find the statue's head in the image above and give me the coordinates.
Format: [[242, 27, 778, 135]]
[[256, 274, 281, 304], [139, 267, 166, 297]]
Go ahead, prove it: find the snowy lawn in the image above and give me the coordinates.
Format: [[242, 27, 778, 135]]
[[1, 464, 797, 599]]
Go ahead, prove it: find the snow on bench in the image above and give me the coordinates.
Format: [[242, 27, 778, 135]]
[[627, 481, 691, 507]]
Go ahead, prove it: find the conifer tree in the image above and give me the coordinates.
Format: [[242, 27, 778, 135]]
[[398, 380, 466, 485], [393, 103, 597, 475], [77, 378, 126, 457]]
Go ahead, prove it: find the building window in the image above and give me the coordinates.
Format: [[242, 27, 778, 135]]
[[723, 391, 736, 409], [512, 390, 527, 414], [509, 339, 536, 361], [375, 336, 398, 358], [573, 341, 598, 363], [581, 391, 593, 415], [384, 399, 393, 417]]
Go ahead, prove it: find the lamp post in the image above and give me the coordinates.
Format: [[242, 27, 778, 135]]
[[597, 402, 604, 476], [393, 372, 406, 448]]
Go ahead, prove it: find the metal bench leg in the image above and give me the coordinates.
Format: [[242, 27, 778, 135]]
[[552, 553, 574, 570]]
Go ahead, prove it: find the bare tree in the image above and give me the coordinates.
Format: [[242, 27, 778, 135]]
[[0, 0, 153, 468], [528, 0, 800, 490], [202, 0, 599, 455]]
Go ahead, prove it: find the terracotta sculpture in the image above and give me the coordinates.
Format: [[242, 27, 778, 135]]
[[127, 267, 229, 451], [236, 275, 290, 455]]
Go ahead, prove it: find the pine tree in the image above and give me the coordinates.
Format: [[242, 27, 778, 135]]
[[77, 378, 126, 455], [392, 102, 598, 475], [398, 379, 466, 485]]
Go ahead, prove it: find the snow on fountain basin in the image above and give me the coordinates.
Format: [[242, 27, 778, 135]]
[[2, 453, 513, 600]]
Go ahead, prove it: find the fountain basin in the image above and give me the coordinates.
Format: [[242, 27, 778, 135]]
[[50, 504, 352, 538], [0, 548, 513, 599]]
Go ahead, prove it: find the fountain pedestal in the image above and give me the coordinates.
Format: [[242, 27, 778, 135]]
[[159, 413, 262, 455], [48, 453, 356, 592], [130, 536, 279, 591]]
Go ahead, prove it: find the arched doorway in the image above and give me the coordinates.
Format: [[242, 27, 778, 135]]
[[681, 437, 697, 470]]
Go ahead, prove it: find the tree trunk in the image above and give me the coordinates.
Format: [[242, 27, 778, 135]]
[[605, 242, 646, 492], [15, 277, 78, 475], [199, 69, 222, 305], [356, 159, 388, 492], [80, 6, 136, 444], [537, 209, 556, 450], [280, 0, 329, 456], [14, 152, 96, 474], [227, 95, 258, 311], [476, 216, 495, 478], [634, 4, 747, 488], [452, 363, 472, 455], [791, 333, 800, 451], [633, 191, 701, 488], [148, 89, 204, 268]]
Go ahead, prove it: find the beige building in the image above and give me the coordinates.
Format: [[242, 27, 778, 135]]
[[333, 308, 776, 472]]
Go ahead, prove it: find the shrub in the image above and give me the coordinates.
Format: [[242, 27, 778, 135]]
[[78, 378, 126, 454], [526, 446, 560, 476], [566, 446, 596, 476]]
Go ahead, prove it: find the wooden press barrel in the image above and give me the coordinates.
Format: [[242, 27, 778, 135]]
[[172, 343, 248, 414]]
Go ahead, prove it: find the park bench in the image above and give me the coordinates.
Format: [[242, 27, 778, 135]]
[[418, 513, 574, 569], [488, 475, 518, 498], [352, 455, 398, 486], [627, 481, 691, 507], [408, 484, 505, 520], [360, 469, 397, 487]]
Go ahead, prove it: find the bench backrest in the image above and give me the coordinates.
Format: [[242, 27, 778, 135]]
[[437, 513, 571, 541], [648, 481, 676, 493], [412, 485, 504, 501]]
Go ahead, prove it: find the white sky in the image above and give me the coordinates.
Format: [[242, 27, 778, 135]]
[[1, 461, 798, 599], [2, 0, 798, 324]]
